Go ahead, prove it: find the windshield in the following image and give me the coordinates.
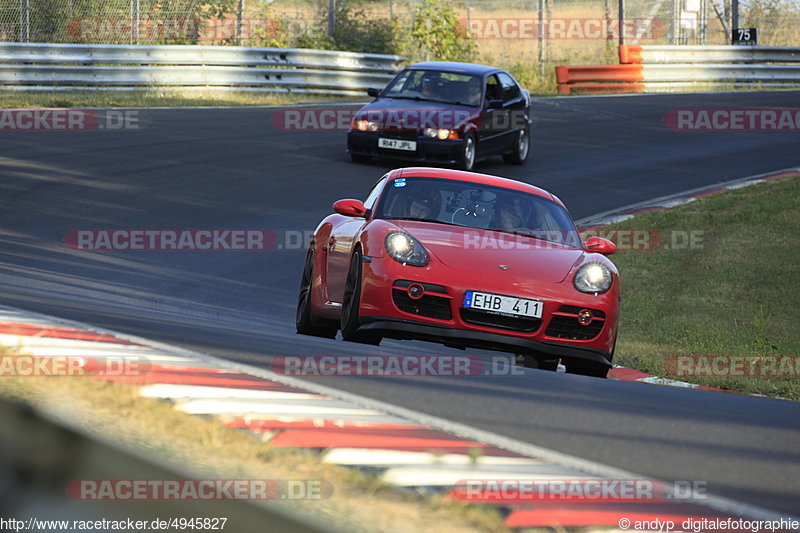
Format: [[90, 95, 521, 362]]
[[382, 69, 483, 106], [374, 176, 582, 248]]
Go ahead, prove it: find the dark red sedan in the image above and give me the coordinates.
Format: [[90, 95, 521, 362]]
[[347, 62, 532, 171], [297, 168, 619, 377]]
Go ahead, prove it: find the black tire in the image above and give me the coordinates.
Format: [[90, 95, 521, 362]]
[[564, 359, 609, 378], [516, 353, 559, 371], [350, 153, 372, 164], [340, 250, 381, 345], [296, 246, 338, 338], [503, 128, 530, 165], [457, 133, 476, 171]]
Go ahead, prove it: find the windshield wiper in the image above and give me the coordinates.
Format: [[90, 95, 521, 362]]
[[384, 95, 445, 104]]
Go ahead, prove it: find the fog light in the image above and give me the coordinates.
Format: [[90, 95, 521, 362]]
[[577, 309, 593, 326], [408, 283, 425, 299]]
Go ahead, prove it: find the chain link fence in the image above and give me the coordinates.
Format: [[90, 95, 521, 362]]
[[1, 0, 797, 86]]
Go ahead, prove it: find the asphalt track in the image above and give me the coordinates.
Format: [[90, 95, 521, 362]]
[[1, 91, 799, 515]]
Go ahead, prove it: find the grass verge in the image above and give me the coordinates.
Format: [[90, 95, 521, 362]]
[[610, 174, 800, 399], [0, 348, 509, 532], [0, 89, 351, 109]]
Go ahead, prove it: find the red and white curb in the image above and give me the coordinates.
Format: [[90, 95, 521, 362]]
[[576, 167, 799, 229], [2, 304, 791, 530]]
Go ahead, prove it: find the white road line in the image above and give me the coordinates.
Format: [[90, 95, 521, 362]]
[[140, 383, 322, 400], [382, 464, 597, 487], [322, 448, 545, 467]]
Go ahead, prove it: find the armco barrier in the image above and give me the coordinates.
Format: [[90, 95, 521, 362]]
[[556, 45, 800, 94], [0, 42, 404, 95]]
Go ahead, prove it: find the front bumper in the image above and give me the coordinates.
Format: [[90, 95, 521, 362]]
[[359, 316, 613, 367], [347, 130, 464, 165], [358, 256, 619, 366]]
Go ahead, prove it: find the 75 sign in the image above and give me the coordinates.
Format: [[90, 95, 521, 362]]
[[732, 28, 758, 45]]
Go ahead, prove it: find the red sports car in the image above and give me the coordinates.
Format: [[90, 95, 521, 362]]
[[296, 167, 619, 377]]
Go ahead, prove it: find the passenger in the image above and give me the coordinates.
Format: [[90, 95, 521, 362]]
[[494, 197, 531, 232], [467, 77, 483, 105]]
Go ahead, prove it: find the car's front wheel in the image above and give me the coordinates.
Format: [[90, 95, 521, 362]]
[[503, 128, 530, 165], [457, 133, 476, 171], [340, 250, 381, 345], [296, 246, 338, 338], [564, 358, 609, 378]]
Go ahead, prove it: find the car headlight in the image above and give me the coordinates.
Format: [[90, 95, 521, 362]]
[[355, 119, 379, 132], [423, 128, 458, 140], [385, 231, 429, 267], [573, 262, 613, 293]]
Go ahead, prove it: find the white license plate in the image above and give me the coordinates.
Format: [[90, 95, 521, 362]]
[[463, 291, 543, 319], [378, 137, 417, 151]]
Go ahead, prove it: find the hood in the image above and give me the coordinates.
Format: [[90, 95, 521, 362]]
[[392, 221, 584, 284], [357, 98, 479, 131]]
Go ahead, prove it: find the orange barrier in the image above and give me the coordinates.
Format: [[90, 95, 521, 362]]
[[555, 64, 644, 84], [619, 44, 643, 64], [555, 63, 644, 94]]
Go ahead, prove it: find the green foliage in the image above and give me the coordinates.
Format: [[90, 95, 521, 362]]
[[296, 0, 397, 55], [291, 0, 476, 61], [143, 0, 237, 45], [404, 0, 475, 62]]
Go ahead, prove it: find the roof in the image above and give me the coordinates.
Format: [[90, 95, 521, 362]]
[[405, 61, 502, 77], [389, 167, 557, 203]]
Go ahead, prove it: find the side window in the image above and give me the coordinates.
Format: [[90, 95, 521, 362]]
[[363, 177, 387, 211], [485, 74, 502, 102], [498, 73, 521, 102]]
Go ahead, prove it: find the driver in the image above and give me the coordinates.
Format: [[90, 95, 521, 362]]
[[406, 189, 442, 220]]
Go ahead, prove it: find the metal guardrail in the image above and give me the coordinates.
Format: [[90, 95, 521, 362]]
[[0, 42, 404, 94], [619, 45, 800, 64], [556, 45, 800, 94]]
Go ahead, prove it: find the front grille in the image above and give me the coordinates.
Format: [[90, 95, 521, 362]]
[[393, 290, 452, 320], [380, 129, 418, 140], [460, 308, 541, 333], [545, 305, 605, 340]]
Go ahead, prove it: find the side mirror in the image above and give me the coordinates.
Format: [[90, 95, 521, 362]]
[[584, 236, 617, 255], [333, 199, 368, 218], [367, 87, 380, 97], [486, 99, 503, 109]]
